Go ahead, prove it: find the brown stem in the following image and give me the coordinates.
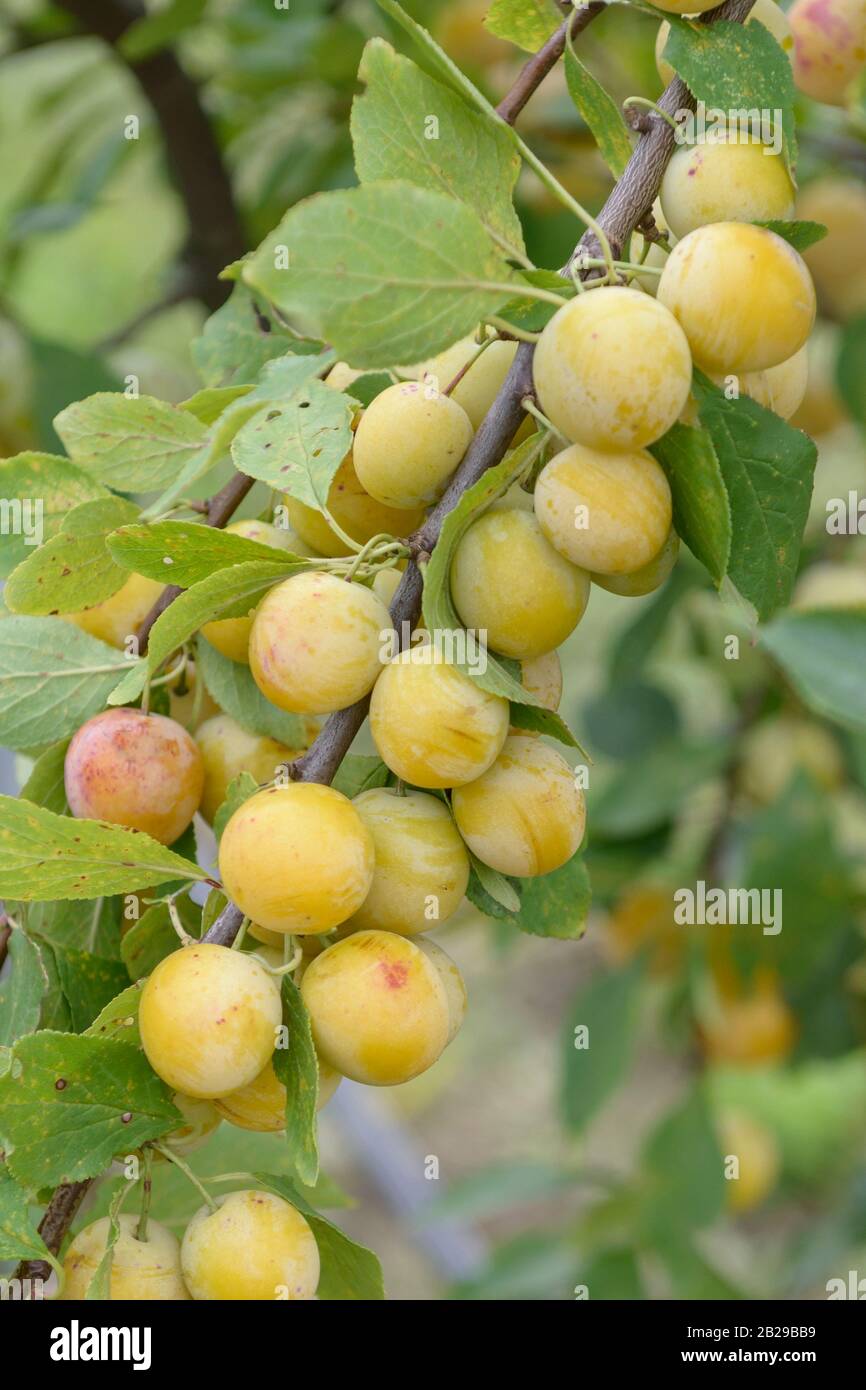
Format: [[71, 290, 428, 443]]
[[495, 3, 604, 125], [15, 1180, 91, 1288], [53, 0, 245, 311], [135, 472, 256, 651]]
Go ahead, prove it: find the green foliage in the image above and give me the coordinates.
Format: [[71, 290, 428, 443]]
[[760, 610, 866, 732], [0, 618, 129, 751], [484, 0, 562, 53], [0, 796, 206, 901], [272, 974, 320, 1186], [256, 1172, 385, 1300], [0, 453, 108, 579], [561, 959, 643, 1132], [564, 46, 633, 178]]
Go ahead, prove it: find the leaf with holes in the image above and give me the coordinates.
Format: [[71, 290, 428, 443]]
[[231, 380, 354, 506]]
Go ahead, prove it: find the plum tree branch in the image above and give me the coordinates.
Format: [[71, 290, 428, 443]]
[[25, 0, 759, 1279], [52, 0, 245, 312], [495, 2, 605, 124]]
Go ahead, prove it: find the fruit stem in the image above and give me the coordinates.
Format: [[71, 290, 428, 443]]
[[520, 398, 569, 445], [154, 1144, 219, 1213], [136, 1147, 153, 1243], [484, 316, 541, 344], [622, 96, 680, 134]]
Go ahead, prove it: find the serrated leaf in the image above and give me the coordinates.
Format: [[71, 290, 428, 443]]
[[20, 739, 71, 814], [54, 393, 209, 493], [0, 797, 206, 901], [692, 372, 816, 620], [255, 1173, 385, 1300], [231, 380, 354, 503], [760, 609, 866, 732], [485, 0, 561, 52], [107, 560, 300, 706], [0, 453, 109, 579], [191, 283, 318, 388], [650, 422, 731, 585], [179, 385, 253, 427], [561, 959, 643, 1133], [195, 637, 309, 748], [52, 949, 132, 1033], [5, 496, 140, 616], [0, 617, 130, 752], [272, 975, 320, 1187], [0, 1033, 179, 1187], [85, 981, 145, 1044], [754, 219, 828, 252], [564, 45, 632, 178], [243, 181, 518, 369], [0, 928, 47, 1047], [26, 895, 124, 961], [352, 39, 524, 260], [0, 1168, 54, 1267], [662, 18, 797, 172], [107, 520, 306, 589], [213, 771, 259, 842]]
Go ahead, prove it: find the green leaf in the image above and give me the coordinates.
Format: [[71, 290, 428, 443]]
[[650, 422, 731, 586], [0, 1032, 179, 1187], [469, 854, 521, 913], [496, 270, 575, 335], [84, 1181, 127, 1300], [0, 452, 109, 579], [608, 565, 703, 684], [26, 895, 124, 962], [179, 385, 253, 427], [351, 39, 525, 261], [19, 739, 71, 814], [107, 560, 300, 706], [195, 637, 309, 748], [0, 1168, 54, 1267], [346, 372, 397, 407], [255, 1173, 385, 1300], [421, 437, 549, 704], [85, 982, 145, 1045], [418, 1160, 573, 1225], [212, 771, 259, 842], [52, 949, 132, 1033], [0, 797, 207, 901], [106, 519, 306, 589], [330, 755, 391, 800], [590, 736, 731, 838], [760, 609, 866, 732], [5, 496, 140, 617], [231, 380, 354, 503], [662, 18, 797, 172], [191, 283, 322, 389], [0, 928, 47, 1047], [243, 181, 518, 369], [754, 219, 828, 252], [837, 312, 866, 431], [561, 959, 643, 1133], [508, 701, 580, 747], [692, 372, 817, 620], [119, 0, 207, 61], [485, 0, 561, 52], [564, 46, 632, 178], [639, 1087, 725, 1238], [54, 393, 209, 493], [272, 975, 320, 1187], [469, 851, 591, 940], [0, 617, 129, 752], [121, 903, 195, 983]]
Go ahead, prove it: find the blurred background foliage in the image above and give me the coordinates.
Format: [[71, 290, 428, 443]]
[[2, 0, 866, 1299]]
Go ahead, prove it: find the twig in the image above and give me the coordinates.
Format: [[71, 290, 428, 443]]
[[53, 0, 245, 311], [14, 1180, 91, 1288], [495, 2, 604, 125], [135, 471, 257, 651]]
